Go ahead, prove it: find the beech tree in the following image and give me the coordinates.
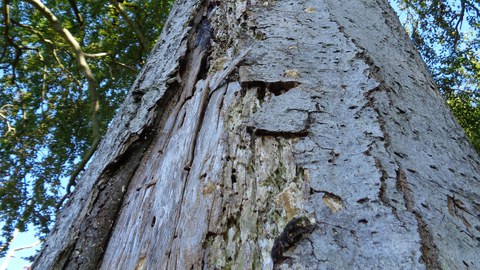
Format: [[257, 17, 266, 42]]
[[31, 0, 479, 269]]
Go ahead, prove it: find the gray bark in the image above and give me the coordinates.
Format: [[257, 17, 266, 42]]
[[33, 0, 480, 269]]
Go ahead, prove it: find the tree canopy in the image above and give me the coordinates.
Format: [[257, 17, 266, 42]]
[[0, 0, 172, 256], [0, 0, 478, 259]]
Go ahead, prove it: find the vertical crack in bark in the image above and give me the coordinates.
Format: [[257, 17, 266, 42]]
[[364, 77, 441, 270], [395, 166, 413, 211], [394, 164, 441, 269], [343, 19, 442, 266], [374, 157, 400, 217], [447, 195, 473, 228], [374, 157, 388, 203], [324, 0, 480, 267], [162, 3, 215, 266], [393, 162, 441, 268], [415, 213, 441, 269]]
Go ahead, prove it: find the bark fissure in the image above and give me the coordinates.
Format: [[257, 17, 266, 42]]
[[156, 7, 215, 267], [61, 29, 203, 267], [395, 166, 414, 211], [327, 4, 450, 269], [415, 213, 441, 269], [46, 81, 182, 269]]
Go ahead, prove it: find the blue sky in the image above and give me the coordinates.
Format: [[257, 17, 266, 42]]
[[0, 227, 39, 270]]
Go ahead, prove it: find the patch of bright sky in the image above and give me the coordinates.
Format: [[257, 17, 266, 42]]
[[389, 0, 408, 22], [0, 226, 39, 270]]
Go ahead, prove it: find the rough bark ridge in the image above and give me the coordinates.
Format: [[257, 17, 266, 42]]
[[33, 0, 480, 269]]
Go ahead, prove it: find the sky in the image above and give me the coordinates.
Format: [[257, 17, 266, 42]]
[[0, 227, 39, 270]]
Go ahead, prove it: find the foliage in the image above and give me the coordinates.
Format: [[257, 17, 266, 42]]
[[392, 0, 480, 152], [0, 0, 173, 256]]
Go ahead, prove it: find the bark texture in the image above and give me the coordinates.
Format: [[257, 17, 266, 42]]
[[33, 0, 480, 269]]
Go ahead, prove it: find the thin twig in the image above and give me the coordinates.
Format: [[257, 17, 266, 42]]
[[112, 60, 138, 73], [11, 19, 54, 45], [452, 0, 466, 49], [108, 0, 149, 50], [84, 52, 109, 58], [0, 104, 16, 136], [52, 49, 83, 86], [1, 0, 11, 61], [464, 0, 480, 17]]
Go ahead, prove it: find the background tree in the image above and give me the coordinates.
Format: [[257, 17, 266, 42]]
[[0, 0, 172, 256]]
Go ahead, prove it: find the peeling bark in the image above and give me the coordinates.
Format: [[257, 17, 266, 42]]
[[33, 0, 480, 269]]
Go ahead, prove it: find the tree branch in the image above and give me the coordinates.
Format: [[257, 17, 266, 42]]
[[108, 0, 149, 50], [1, 0, 11, 61], [67, 0, 83, 26], [52, 49, 83, 86], [0, 228, 40, 270], [84, 52, 109, 58], [452, 0, 466, 48], [465, 0, 480, 17], [11, 19, 54, 45], [24, 0, 101, 194], [0, 104, 15, 136], [112, 60, 138, 73]]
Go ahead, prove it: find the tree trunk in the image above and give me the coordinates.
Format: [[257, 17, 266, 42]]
[[33, 0, 480, 269]]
